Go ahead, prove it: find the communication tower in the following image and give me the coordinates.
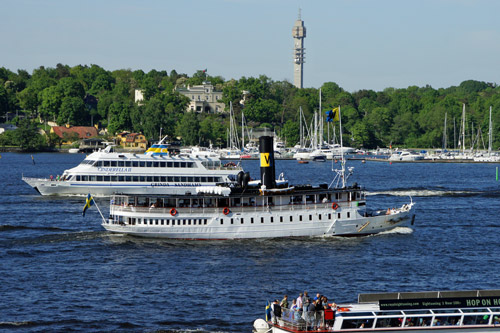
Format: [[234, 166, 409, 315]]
[[292, 9, 306, 88]]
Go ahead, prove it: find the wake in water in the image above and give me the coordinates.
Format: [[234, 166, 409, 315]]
[[367, 187, 500, 198]]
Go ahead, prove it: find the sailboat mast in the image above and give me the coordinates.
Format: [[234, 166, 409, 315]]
[[443, 112, 447, 150], [462, 104, 466, 155], [489, 106, 493, 155]]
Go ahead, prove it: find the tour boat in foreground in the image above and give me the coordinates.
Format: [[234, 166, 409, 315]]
[[22, 137, 242, 197], [254, 289, 500, 332], [101, 136, 415, 239]]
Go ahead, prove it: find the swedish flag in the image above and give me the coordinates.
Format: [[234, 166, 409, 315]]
[[265, 300, 272, 321], [82, 193, 95, 217]]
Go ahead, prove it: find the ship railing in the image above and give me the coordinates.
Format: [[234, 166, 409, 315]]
[[110, 201, 362, 215], [277, 309, 325, 331]]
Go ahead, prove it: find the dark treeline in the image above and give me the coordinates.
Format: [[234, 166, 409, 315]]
[[1, 64, 499, 150]]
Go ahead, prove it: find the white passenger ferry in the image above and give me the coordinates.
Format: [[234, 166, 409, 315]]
[[22, 138, 242, 197], [101, 136, 415, 239], [254, 289, 500, 332]]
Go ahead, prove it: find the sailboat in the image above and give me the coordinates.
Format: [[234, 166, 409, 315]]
[[474, 106, 500, 162]]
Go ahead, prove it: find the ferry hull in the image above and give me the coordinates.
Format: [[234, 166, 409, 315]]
[[22, 177, 227, 197], [102, 205, 414, 239], [270, 326, 500, 332]]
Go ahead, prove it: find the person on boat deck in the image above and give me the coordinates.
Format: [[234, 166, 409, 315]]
[[302, 291, 311, 315], [296, 293, 303, 309], [315, 297, 324, 329], [280, 295, 289, 309], [271, 299, 282, 324], [304, 299, 316, 329], [289, 299, 300, 322]]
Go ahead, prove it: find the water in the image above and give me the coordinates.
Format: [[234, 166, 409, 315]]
[[1, 153, 500, 332]]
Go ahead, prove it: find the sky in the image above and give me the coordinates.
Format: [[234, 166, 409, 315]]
[[2, 0, 500, 92]]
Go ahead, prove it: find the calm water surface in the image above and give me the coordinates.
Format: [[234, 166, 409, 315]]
[[1, 152, 500, 332]]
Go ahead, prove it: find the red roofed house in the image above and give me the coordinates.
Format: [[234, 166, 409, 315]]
[[50, 125, 98, 144]]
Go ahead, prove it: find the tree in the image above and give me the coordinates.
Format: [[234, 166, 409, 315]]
[[14, 119, 46, 151], [57, 96, 85, 125], [176, 112, 200, 146]]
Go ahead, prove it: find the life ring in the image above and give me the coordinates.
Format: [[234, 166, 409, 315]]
[[332, 202, 339, 210], [170, 208, 177, 216], [223, 207, 230, 215]]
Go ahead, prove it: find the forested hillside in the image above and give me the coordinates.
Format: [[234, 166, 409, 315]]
[[1, 64, 499, 150]]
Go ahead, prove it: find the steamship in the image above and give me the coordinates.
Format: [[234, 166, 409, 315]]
[[101, 136, 415, 239]]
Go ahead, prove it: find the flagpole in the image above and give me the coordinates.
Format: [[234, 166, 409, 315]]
[[338, 105, 345, 188]]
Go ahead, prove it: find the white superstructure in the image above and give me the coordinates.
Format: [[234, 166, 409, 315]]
[[22, 141, 242, 197]]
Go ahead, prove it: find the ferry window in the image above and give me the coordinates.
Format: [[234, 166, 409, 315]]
[[251, 218, 254, 224], [207, 177, 214, 182], [338, 213, 341, 219], [230, 219, 234, 224], [261, 217, 264, 223], [160, 176, 167, 182], [204, 219, 207, 225], [147, 176, 153, 182], [309, 215, 312, 221], [270, 217, 274, 223], [155, 220, 159, 225], [177, 220, 181, 225], [82, 175, 88, 181], [188, 219, 191, 225], [432, 316, 461, 326], [290, 216, 293, 222], [97, 176, 103, 181], [167, 162, 173, 167], [342, 318, 374, 329], [153, 162, 159, 167], [375, 317, 401, 328], [90, 176, 97, 181], [280, 216, 283, 222], [201, 177, 207, 182], [167, 176, 173, 182], [180, 162, 187, 168], [174, 162, 180, 168], [146, 162, 152, 167], [194, 177, 200, 182], [126, 176, 132, 182], [118, 161, 125, 167], [319, 214, 322, 220], [138, 176, 144, 182], [112, 176, 118, 181], [404, 316, 432, 327], [174, 176, 180, 182], [119, 176, 125, 181], [183, 220, 186, 225], [132, 161, 139, 167], [104, 176, 110, 181], [299, 215, 302, 221], [139, 161, 146, 167], [221, 219, 224, 225], [241, 218, 244, 224], [181, 177, 187, 182], [132, 176, 138, 182], [347, 212, 351, 218], [76, 175, 81, 181], [160, 162, 166, 167], [154, 176, 160, 182], [161, 220, 164, 225], [328, 213, 331, 219], [110, 161, 117, 167], [103, 161, 110, 167], [463, 315, 490, 325], [166, 220, 169, 225], [125, 161, 132, 167]]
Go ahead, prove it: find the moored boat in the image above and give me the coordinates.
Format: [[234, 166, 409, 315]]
[[254, 289, 500, 332], [102, 136, 415, 239]]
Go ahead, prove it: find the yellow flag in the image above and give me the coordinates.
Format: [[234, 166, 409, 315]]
[[331, 107, 340, 122]]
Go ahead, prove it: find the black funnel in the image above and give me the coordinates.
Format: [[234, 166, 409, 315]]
[[259, 136, 276, 189]]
